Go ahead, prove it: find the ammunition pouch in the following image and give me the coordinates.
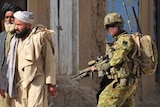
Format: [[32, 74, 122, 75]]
[[114, 77, 138, 87], [98, 70, 104, 77]]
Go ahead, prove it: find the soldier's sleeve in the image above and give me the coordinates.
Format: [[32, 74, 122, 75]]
[[109, 35, 133, 66], [105, 43, 113, 59]]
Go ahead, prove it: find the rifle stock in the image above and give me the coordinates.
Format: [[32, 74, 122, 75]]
[[70, 55, 109, 81]]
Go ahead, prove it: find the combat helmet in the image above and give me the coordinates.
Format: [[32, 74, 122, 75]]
[[104, 12, 124, 27]]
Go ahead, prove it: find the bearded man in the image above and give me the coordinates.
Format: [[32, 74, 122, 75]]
[[4, 11, 57, 107], [0, 3, 22, 107]]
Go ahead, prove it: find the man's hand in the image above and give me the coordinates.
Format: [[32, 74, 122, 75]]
[[0, 89, 6, 98], [48, 85, 57, 97], [91, 66, 97, 72], [91, 66, 103, 72]]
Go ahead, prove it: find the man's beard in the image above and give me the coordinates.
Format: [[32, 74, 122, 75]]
[[15, 28, 30, 38], [4, 22, 15, 33]]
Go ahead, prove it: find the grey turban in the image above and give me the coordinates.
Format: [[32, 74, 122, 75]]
[[1, 2, 22, 18]]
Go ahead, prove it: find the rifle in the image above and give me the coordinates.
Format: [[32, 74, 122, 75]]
[[70, 55, 109, 81]]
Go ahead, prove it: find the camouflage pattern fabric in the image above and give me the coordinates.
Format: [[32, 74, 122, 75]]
[[97, 32, 138, 107], [97, 79, 137, 107], [109, 33, 134, 67]]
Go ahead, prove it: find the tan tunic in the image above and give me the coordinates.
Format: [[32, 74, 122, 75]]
[[11, 28, 56, 107], [5, 32, 14, 56]]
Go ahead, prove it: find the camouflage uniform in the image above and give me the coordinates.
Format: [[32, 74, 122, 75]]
[[97, 32, 138, 107]]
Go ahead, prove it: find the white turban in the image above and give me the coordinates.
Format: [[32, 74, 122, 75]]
[[13, 11, 34, 24]]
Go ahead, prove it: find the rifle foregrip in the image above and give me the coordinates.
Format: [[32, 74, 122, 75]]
[[88, 60, 96, 66]]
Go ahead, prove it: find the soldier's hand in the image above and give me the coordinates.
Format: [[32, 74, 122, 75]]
[[0, 89, 6, 98], [91, 66, 97, 72], [48, 85, 57, 97]]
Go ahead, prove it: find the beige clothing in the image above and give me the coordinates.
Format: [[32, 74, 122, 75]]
[[0, 94, 10, 107], [11, 27, 56, 107], [5, 32, 14, 56]]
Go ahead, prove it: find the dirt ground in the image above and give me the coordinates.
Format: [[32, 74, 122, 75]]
[[50, 75, 160, 107], [50, 75, 97, 107], [135, 83, 160, 107]]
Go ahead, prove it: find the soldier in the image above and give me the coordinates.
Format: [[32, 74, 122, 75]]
[[91, 12, 138, 107]]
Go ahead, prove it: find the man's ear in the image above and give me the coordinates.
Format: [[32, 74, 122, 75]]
[[27, 23, 32, 28]]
